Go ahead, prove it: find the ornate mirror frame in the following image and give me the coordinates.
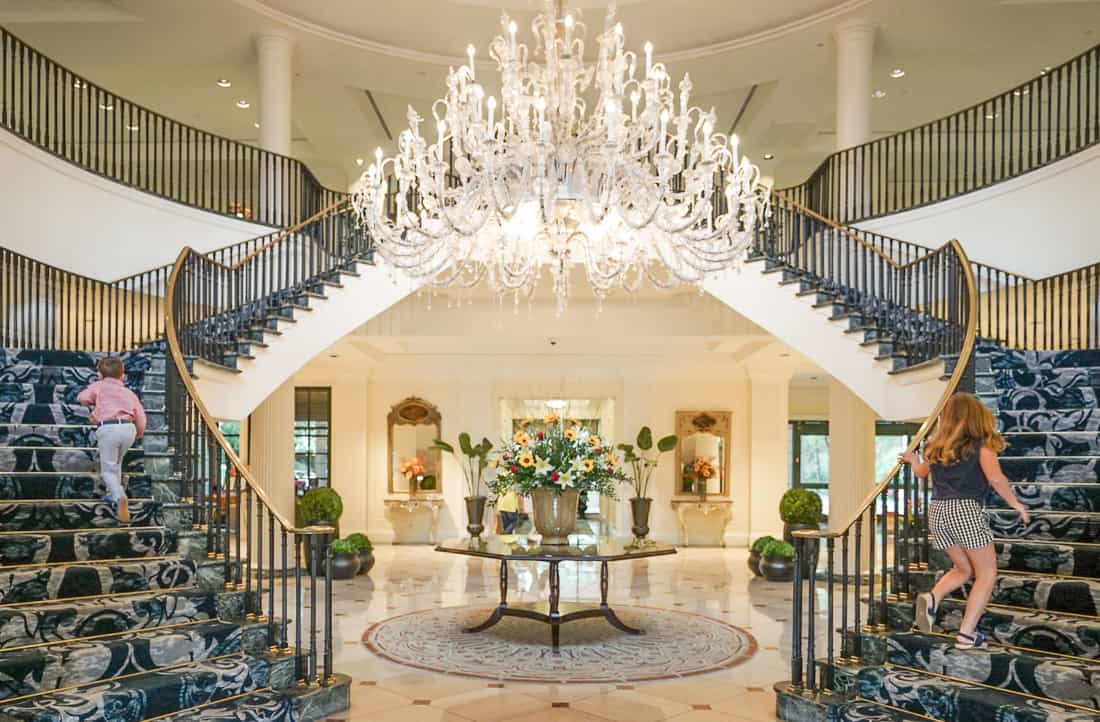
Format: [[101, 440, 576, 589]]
[[387, 397, 443, 495], [674, 410, 733, 497]]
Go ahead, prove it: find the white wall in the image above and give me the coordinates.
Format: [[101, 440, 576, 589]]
[[0, 130, 270, 279], [860, 143, 1100, 277]]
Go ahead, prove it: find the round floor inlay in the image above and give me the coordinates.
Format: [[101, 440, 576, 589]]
[[363, 604, 758, 683]]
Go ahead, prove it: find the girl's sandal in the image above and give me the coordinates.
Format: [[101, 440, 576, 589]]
[[955, 631, 987, 650], [913, 592, 937, 633]]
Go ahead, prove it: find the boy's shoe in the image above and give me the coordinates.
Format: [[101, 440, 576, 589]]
[[913, 592, 936, 633], [103, 494, 131, 524]]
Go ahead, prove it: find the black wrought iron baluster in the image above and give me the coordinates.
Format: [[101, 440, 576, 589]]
[[244, 483, 253, 608], [324, 533, 334, 684], [825, 536, 835, 690], [867, 501, 876, 628], [879, 490, 888, 631], [279, 523, 288, 653], [806, 535, 816, 692], [295, 535, 303, 681], [840, 530, 850, 663], [791, 536, 804, 692], [309, 532, 320, 685]]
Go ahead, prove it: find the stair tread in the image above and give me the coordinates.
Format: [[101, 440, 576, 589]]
[[0, 527, 179, 564], [832, 700, 928, 722], [0, 654, 266, 721], [0, 557, 198, 604], [160, 688, 293, 722]]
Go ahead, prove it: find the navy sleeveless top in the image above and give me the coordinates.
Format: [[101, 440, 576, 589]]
[[930, 447, 988, 501]]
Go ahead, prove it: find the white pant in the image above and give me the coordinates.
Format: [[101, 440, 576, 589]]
[[97, 422, 137, 500]]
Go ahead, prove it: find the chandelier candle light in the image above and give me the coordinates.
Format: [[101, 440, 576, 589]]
[[352, 1, 771, 313]]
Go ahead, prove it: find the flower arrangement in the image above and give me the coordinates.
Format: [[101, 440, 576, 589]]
[[618, 426, 678, 499], [399, 456, 427, 482], [489, 413, 624, 498], [682, 455, 717, 492]]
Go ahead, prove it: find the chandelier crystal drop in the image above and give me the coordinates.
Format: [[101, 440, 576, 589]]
[[352, 1, 772, 313]]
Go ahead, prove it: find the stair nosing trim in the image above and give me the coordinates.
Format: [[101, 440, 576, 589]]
[[0, 651, 246, 706], [1003, 431, 1100, 435], [0, 525, 163, 536], [0, 498, 156, 504], [994, 536, 1100, 548], [142, 686, 278, 722], [0, 585, 198, 609], [888, 662, 1100, 714], [850, 697, 938, 722], [0, 618, 218, 654], [940, 597, 1100, 621], [915, 629, 1100, 665], [1000, 455, 1100, 460], [0, 554, 174, 571], [996, 567, 1100, 582]]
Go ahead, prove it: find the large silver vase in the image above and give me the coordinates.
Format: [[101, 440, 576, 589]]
[[531, 488, 580, 544]]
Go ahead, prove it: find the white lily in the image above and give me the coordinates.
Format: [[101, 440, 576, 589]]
[[534, 457, 553, 476], [555, 471, 575, 489]]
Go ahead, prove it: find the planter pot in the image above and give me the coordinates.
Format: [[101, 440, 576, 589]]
[[748, 550, 764, 577], [784, 522, 821, 578], [465, 496, 487, 538], [630, 497, 652, 540], [357, 549, 375, 575], [329, 552, 360, 580], [303, 525, 334, 575], [760, 554, 795, 582], [531, 488, 580, 544]]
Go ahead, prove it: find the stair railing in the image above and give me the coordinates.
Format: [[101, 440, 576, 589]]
[[757, 193, 973, 367], [782, 43, 1100, 224], [0, 26, 345, 227], [163, 201, 367, 685], [783, 238, 978, 696]]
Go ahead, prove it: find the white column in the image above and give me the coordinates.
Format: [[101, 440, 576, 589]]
[[748, 373, 791, 542], [834, 20, 874, 222], [255, 33, 293, 223], [835, 20, 874, 151], [827, 379, 877, 566], [248, 379, 296, 525]]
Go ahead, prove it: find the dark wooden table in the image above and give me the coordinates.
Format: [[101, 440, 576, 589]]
[[435, 535, 676, 650]]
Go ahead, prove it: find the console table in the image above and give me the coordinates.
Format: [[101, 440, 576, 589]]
[[670, 497, 733, 546], [384, 494, 444, 543]]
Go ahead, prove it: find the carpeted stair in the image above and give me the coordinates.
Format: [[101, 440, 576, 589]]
[[821, 344, 1100, 721], [0, 346, 321, 722]]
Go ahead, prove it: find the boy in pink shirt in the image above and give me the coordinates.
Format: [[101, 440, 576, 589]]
[[77, 357, 147, 524]]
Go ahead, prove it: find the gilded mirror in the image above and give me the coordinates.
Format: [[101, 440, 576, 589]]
[[674, 411, 732, 496], [388, 397, 442, 494]]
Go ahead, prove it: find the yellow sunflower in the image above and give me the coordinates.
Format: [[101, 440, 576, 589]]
[[518, 453, 535, 468], [513, 430, 531, 446], [519, 418, 533, 428], [581, 459, 595, 472], [589, 436, 601, 447], [563, 427, 578, 441], [608, 456, 619, 469], [543, 412, 559, 424], [488, 458, 499, 469]]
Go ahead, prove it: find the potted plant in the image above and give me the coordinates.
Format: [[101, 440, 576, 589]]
[[434, 433, 493, 537], [345, 532, 374, 575], [780, 488, 823, 577], [618, 426, 678, 541], [759, 539, 796, 582], [297, 487, 343, 573], [489, 414, 624, 544], [328, 538, 361, 580], [749, 535, 777, 578]]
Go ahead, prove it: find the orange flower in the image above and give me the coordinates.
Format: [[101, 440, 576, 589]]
[[581, 459, 595, 472], [543, 412, 559, 424], [489, 458, 499, 469], [563, 427, 578, 441], [608, 456, 619, 469], [589, 436, 601, 447], [514, 430, 531, 446], [518, 453, 535, 468]]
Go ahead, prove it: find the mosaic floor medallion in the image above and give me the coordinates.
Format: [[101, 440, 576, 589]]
[[363, 604, 757, 683]]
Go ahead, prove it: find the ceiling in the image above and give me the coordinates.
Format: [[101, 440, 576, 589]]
[[2, 0, 1098, 192]]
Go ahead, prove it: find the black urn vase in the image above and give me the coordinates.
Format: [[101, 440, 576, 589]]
[[630, 497, 652, 540]]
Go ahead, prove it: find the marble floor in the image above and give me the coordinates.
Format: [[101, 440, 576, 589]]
[[326, 544, 794, 722]]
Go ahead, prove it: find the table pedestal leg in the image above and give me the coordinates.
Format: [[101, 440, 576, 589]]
[[549, 561, 560, 650], [600, 560, 643, 635], [465, 559, 507, 633]]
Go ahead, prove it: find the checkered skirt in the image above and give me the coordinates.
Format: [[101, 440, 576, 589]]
[[929, 498, 994, 550]]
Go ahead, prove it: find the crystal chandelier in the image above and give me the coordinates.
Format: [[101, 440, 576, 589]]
[[352, 1, 771, 312]]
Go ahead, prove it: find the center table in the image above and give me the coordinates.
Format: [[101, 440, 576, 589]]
[[436, 534, 676, 650]]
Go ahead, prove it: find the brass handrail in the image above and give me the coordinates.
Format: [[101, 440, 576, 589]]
[[164, 245, 335, 536], [793, 238, 979, 540]]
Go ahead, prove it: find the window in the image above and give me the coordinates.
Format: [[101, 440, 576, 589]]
[[295, 387, 331, 492], [789, 421, 830, 516], [218, 421, 241, 454]]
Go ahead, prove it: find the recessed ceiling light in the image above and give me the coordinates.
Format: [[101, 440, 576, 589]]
[[1040, 66, 1051, 75], [253, 122, 260, 128], [355, 158, 365, 166], [779, 353, 791, 358], [872, 89, 887, 99], [763, 153, 775, 160], [328, 354, 340, 359], [889, 68, 906, 78], [216, 78, 232, 88], [99, 102, 114, 111], [236, 99, 250, 109]]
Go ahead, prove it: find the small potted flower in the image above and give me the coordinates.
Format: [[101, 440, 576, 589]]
[[328, 538, 361, 580], [345, 533, 374, 575], [759, 539, 796, 582]]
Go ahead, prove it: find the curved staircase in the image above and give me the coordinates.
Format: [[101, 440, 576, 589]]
[[0, 345, 326, 721], [789, 343, 1100, 722]]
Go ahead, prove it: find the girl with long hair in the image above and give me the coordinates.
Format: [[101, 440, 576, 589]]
[[900, 392, 1030, 649]]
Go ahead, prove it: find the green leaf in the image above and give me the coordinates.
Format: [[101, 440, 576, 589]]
[[478, 438, 493, 457], [458, 432, 474, 457], [432, 439, 455, 454], [636, 426, 653, 450], [616, 443, 634, 453], [657, 434, 678, 453]]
